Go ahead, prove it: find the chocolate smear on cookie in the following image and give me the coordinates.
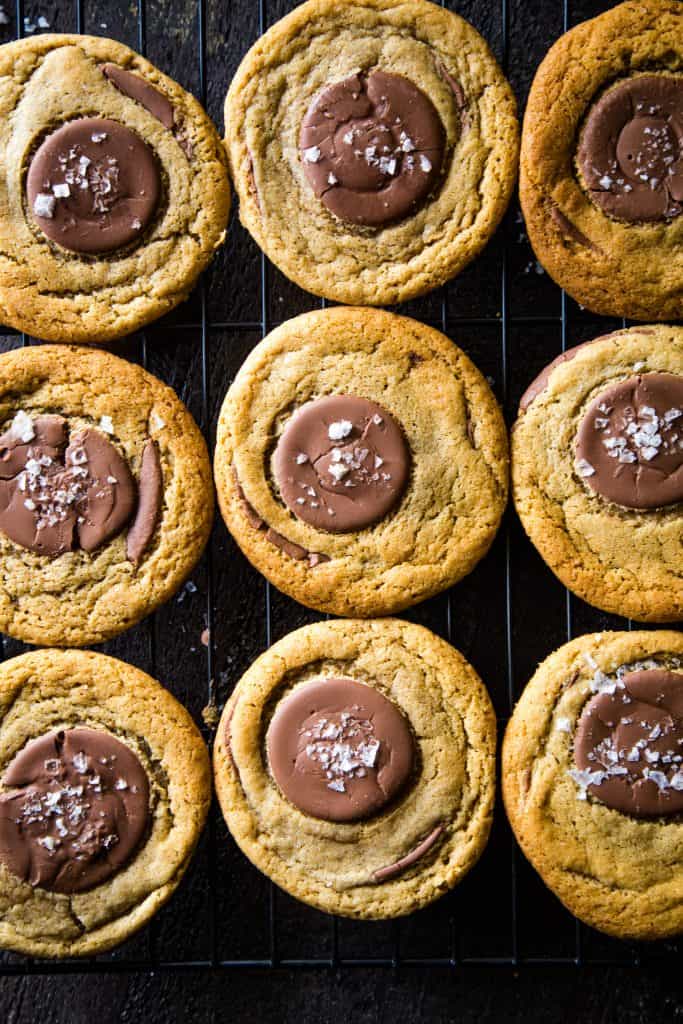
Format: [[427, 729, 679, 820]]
[[233, 471, 329, 567], [550, 206, 598, 250], [102, 64, 194, 158], [577, 74, 683, 223], [273, 395, 410, 533], [267, 678, 415, 823], [27, 116, 160, 254], [373, 823, 445, 882], [300, 71, 445, 226], [0, 728, 150, 893], [575, 372, 683, 509], [572, 668, 683, 817], [126, 439, 162, 564], [102, 64, 175, 129]]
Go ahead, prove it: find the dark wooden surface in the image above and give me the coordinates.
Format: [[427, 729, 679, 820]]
[[0, 0, 681, 1020]]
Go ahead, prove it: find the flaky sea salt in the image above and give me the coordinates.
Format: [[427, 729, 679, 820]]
[[33, 193, 56, 218], [328, 419, 352, 441], [8, 410, 35, 442], [575, 458, 595, 477]]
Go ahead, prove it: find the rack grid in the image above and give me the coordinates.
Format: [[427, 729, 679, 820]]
[[0, 0, 680, 976]]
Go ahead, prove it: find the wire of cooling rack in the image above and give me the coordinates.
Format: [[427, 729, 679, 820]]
[[0, 0, 675, 978]]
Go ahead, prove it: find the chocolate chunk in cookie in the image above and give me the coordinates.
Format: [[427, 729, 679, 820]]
[[300, 71, 445, 226], [575, 373, 683, 509], [0, 728, 149, 894], [273, 395, 410, 533], [573, 668, 683, 817], [266, 677, 415, 822], [0, 413, 137, 556], [27, 117, 160, 255], [577, 75, 683, 223]]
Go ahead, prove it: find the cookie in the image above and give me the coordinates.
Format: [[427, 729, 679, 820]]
[[0, 647, 210, 958], [214, 618, 496, 919], [520, 0, 683, 321], [224, 0, 518, 306], [214, 307, 508, 617], [512, 325, 683, 623], [0, 344, 213, 646], [0, 33, 230, 343], [503, 629, 683, 940]]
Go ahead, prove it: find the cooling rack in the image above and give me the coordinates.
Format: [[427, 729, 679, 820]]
[[0, 0, 680, 975]]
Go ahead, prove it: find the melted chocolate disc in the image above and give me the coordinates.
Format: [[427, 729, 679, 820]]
[[266, 678, 415, 822], [574, 669, 683, 817], [273, 395, 410, 533], [577, 74, 683, 223], [575, 373, 683, 509], [299, 71, 445, 226], [0, 413, 136, 556], [27, 117, 160, 254], [0, 728, 150, 893]]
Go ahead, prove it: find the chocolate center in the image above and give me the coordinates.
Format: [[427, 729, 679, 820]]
[[0, 727, 150, 893], [0, 413, 137, 556], [299, 71, 445, 226], [574, 373, 683, 509], [266, 678, 415, 823], [573, 668, 683, 817], [26, 116, 161, 254], [272, 395, 410, 533], [576, 74, 683, 223]]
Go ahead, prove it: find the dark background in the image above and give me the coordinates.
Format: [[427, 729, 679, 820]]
[[0, 0, 681, 1020]]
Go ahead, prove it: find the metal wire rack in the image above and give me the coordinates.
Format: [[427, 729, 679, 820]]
[[0, 0, 680, 977]]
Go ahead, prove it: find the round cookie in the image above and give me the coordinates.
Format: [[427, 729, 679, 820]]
[[224, 0, 518, 306], [512, 325, 683, 623], [214, 618, 496, 918], [503, 630, 683, 941], [0, 648, 210, 958], [214, 307, 508, 617], [520, 0, 683, 321], [0, 34, 230, 343], [0, 344, 213, 646]]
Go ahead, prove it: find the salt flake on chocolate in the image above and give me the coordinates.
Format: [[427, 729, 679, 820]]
[[8, 411, 35, 443], [328, 419, 353, 441]]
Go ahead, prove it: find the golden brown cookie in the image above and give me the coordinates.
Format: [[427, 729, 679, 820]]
[[503, 630, 683, 941], [520, 0, 683, 321], [214, 618, 496, 919], [0, 344, 213, 646], [224, 0, 518, 305], [512, 325, 683, 623], [214, 307, 508, 617], [0, 648, 211, 958], [0, 34, 230, 343]]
